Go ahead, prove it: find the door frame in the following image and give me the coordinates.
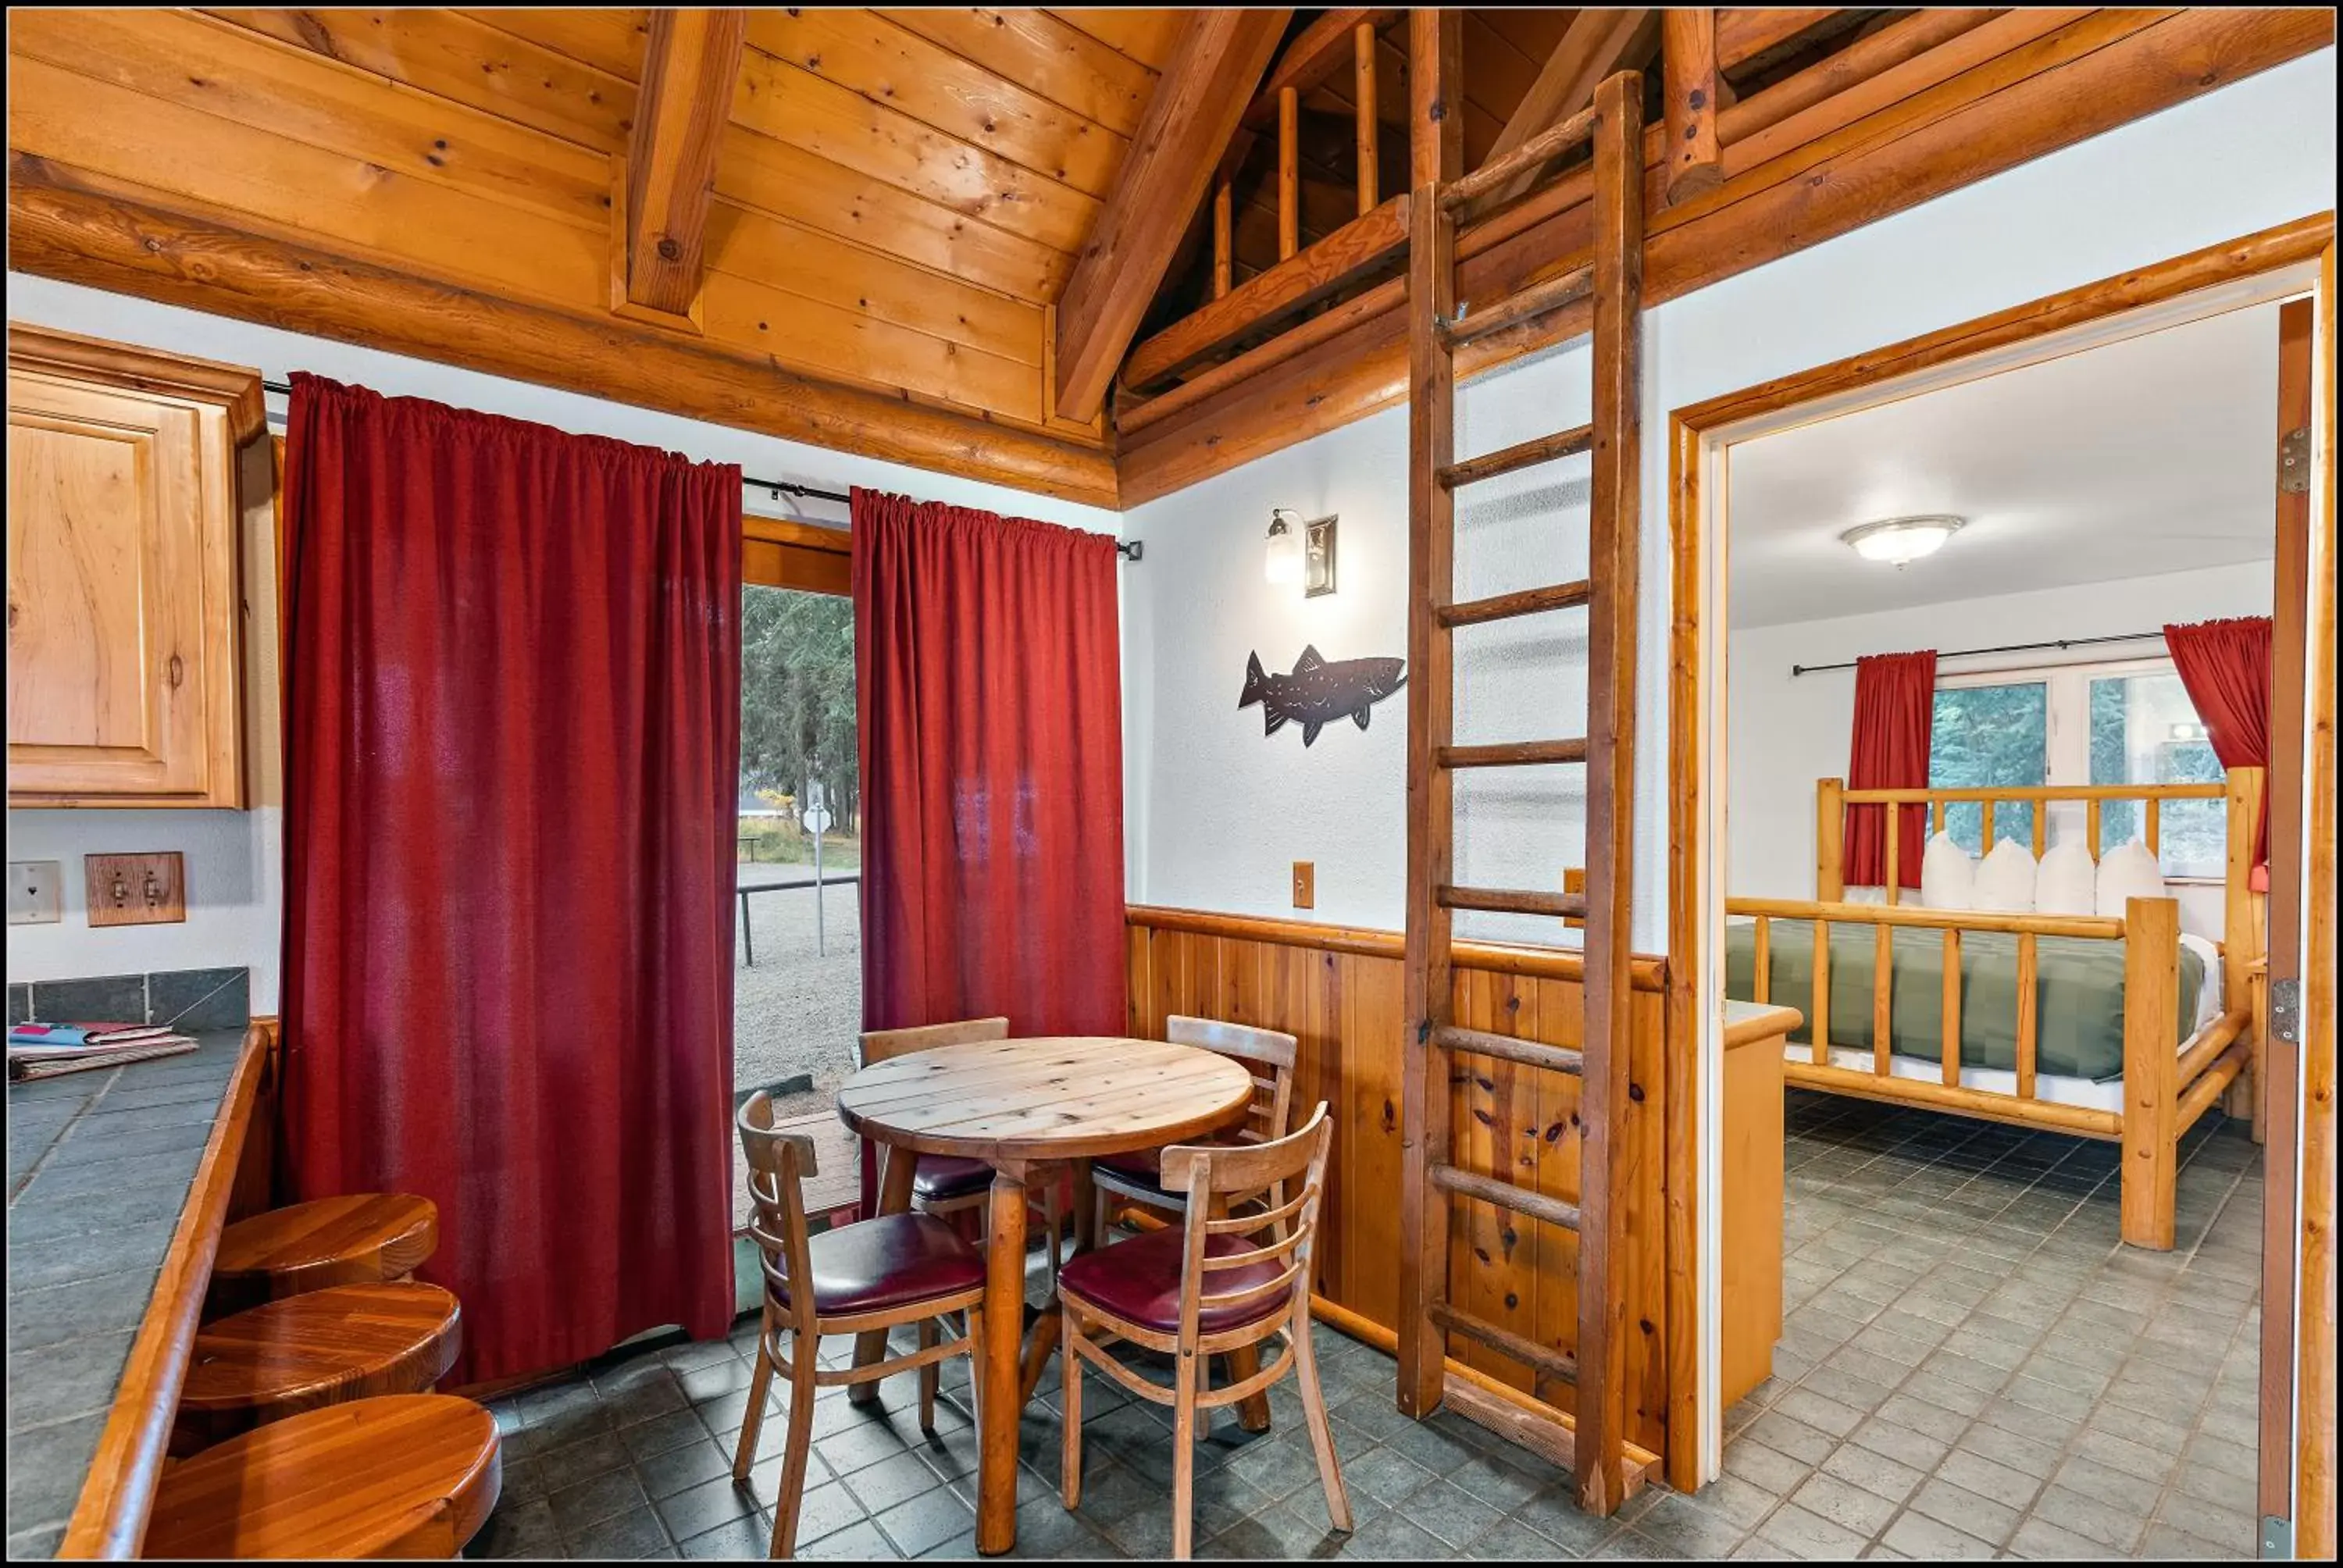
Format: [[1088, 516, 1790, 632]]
[[1660, 212, 2336, 1531]]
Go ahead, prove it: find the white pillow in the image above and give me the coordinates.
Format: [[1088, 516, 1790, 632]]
[[1920, 832, 1977, 911], [2095, 839, 2166, 918], [1973, 839, 2038, 913], [2035, 840, 2096, 916], [1842, 885, 1887, 905]]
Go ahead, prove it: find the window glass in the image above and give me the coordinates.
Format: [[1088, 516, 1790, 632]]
[[1928, 682, 2045, 853], [2089, 671, 2223, 878]]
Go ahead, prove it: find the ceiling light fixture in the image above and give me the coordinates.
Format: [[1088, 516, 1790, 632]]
[[1841, 514, 1965, 567]]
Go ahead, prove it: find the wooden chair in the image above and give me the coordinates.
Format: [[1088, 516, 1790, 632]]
[[733, 1090, 987, 1559], [207, 1193, 438, 1318], [858, 1016, 1067, 1271], [1091, 1015, 1297, 1233], [175, 1281, 464, 1452], [143, 1393, 500, 1559], [1058, 1103, 1349, 1559]]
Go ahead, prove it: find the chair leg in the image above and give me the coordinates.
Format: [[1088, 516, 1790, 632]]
[[733, 1313, 776, 1484], [1172, 1347, 1198, 1559], [1045, 1185, 1063, 1280], [918, 1319, 938, 1433], [1291, 1321, 1353, 1533], [965, 1303, 985, 1435], [769, 1333, 821, 1559], [1060, 1313, 1084, 1509]]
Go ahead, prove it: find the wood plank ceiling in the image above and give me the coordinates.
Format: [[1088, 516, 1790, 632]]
[[7, 7, 1195, 465]]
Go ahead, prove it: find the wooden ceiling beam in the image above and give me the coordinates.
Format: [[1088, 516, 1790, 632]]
[[1479, 6, 1653, 205], [1663, 9, 1724, 205], [619, 8, 745, 320], [1242, 9, 1400, 129], [1052, 7, 1288, 426], [1716, 9, 1842, 73]]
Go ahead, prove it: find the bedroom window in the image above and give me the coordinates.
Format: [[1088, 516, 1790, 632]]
[[1930, 656, 2220, 879]]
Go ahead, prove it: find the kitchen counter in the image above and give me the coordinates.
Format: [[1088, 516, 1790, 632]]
[[5, 1027, 264, 1558]]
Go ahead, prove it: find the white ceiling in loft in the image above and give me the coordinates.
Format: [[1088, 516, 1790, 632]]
[[1726, 301, 2284, 629]]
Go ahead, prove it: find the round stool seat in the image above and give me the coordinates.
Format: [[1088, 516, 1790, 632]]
[[144, 1394, 500, 1560], [177, 1282, 464, 1449], [210, 1195, 438, 1315]]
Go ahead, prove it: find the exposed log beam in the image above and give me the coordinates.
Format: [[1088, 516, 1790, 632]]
[[8, 162, 1120, 508], [1243, 9, 1400, 128], [1479, 8, 1653, 205], [619, 8, 745, 320], [1716, 8, 1842, 72], [1663, 9, 1724, 205], [1052, 7, 1288, 425]]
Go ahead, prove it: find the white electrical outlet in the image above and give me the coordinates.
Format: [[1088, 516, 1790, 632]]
[[8, 861, 64, 925]]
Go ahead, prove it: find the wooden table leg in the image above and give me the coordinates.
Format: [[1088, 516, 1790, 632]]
[[1070, 1158, 1097, 1256], [1210, 1192, 1275, 1434], [849, 1142, 919, 1406], [978, 1164, 1029, 1556]]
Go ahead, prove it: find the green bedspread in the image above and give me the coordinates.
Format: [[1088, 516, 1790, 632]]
[[1723, 921, 2202, 1082]]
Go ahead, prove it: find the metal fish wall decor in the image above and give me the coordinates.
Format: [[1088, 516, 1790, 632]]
[[1239, 645, 1407, 747]]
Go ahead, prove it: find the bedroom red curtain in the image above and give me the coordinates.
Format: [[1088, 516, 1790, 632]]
[[852, 489, 1127, 1037], [2166, 615, 2273, 866], [280, 375, 740, 1384], [1844, 650, 1938, 888]]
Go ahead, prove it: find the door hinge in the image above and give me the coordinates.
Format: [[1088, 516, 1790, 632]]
[[2278, 426, 2311, 494], [2270, 978, 2302, 1046], [2260, 1514, 2292, 1559]]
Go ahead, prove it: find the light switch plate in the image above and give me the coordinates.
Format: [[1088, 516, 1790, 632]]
[[85, 852, 187, 927], [1292, 861, 1315, 910], [8, 861, 63, 925]]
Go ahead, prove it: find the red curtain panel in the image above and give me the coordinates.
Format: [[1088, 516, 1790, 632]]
[[2166, 615, 2273, 866], [852, 489, 1128, 1037], [280, 376, 741, 1384], [1844, 650, 1938, 888]]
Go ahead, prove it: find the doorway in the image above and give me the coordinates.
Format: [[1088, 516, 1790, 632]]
[[1667, 218, 2334, 1556]]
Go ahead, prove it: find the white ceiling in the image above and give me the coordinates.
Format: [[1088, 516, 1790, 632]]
[[1727, 301, 2282, 629]]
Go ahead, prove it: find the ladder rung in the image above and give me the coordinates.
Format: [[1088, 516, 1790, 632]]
[[1439, 886, 1587, 919], [1437, 424, 1593, 489], [1431, 1025, 1585, 1077], [1439, 266, 1595, 350], [1440, 102, 1602, 212], [1429, 1299, 1580, 1384], [1440, 580, 1592, 629], [1428, 1163, 1583, 1231], [1439, 739, 1588, 769]]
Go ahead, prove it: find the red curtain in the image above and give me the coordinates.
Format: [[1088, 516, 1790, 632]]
[[1844, 650, 1937, 888], [852, 489, 1127, 1036], [2166, 615, 2273, 865], [280, 376, 740, 1384]]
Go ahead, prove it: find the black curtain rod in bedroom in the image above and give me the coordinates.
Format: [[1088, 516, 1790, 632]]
[[1791, 630, 2166, 677], [258, 378, 1143, 561]]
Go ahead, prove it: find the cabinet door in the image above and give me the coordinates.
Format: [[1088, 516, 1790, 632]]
[[6, 372, 231, 800]]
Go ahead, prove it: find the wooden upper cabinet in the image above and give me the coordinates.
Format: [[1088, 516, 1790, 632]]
[[7, 325, 263, 807]]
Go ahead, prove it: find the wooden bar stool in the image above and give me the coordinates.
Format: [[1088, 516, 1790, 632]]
[[209, 1194, 437, 1317], [144, 1394, 500, 1559], [175, 1281, 464, 1452]]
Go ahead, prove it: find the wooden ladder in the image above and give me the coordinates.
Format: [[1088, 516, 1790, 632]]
[[1396, 12, 1649, 1520]]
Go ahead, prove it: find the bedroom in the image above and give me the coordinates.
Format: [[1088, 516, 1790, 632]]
[[1709, 290, 2299, 1556]]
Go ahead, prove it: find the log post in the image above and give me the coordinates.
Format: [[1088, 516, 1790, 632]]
[[2119, 896, 2181, 1249]]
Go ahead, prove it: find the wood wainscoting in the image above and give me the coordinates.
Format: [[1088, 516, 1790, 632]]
[[1125, 905, 1673, 1461]]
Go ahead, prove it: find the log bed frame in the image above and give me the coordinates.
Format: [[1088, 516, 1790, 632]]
[[1726, 767, 2265, 1250]]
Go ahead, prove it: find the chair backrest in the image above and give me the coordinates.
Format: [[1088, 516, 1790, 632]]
[[857, 1015, 1011, 1069], [737, 1090, 818, 1331], [1167, 1014, 1297, 1147], [1160, 1103, 1332, 1344]]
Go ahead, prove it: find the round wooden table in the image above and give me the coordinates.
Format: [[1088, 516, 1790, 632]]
[[836, 1036, 1256, 1555]]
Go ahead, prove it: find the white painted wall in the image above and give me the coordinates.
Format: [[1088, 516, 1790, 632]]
[[4, 277, 1124, 1009], [1122, 49, 2335, 952], [1725, 560, 2274, 932]]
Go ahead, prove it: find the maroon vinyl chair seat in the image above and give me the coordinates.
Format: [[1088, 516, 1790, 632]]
[[1093, 1131, 1247, 1192], [1058, 1224, 1286, 1335], [909, 1153, 995, 1203], [772, 1213, 986, 1317]]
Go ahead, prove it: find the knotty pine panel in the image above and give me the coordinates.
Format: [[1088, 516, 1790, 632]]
[[880, 8, 1157, 140], [1125, 909, 1669, 1453], [455, 9, 651, 84], [1047, 9, 1187, 73]]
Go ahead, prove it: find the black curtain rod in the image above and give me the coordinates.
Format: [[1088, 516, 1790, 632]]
[[259, 378, 1141, 560], [1791, 630, 2166, 677]]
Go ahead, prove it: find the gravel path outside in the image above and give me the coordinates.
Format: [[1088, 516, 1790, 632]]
[[733, 879, 861, 1120]]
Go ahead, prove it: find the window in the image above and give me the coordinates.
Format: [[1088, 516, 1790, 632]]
[[1929, 657, 2221, 878]]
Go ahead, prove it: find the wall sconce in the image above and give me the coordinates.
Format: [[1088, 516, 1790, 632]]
[[1265, 508, 1339, 597]]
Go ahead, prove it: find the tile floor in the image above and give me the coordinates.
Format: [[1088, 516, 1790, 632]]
[[464, 1091, 2264, 1560]]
